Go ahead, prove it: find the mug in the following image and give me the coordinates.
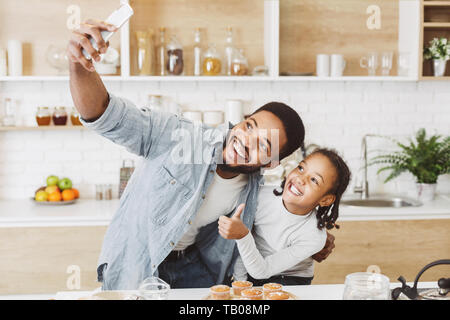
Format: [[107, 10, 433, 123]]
[[360, 52, 378, 76], [330, 54, 346, 77], [316, 54, 330, 77]]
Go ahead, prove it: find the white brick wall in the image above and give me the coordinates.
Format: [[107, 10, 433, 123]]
[[0, 80, 449, 199]]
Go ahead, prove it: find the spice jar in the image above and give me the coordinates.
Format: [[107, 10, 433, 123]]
[[202, 44, 222, 76], [166, 35, 184, 75], [70, 108, 82, 126], [36, 106, 51, 126], [52, 107, 68, 126], [231, 49, 249, 76]]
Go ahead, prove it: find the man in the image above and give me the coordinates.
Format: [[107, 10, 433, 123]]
[[67, 19, 335, 290]]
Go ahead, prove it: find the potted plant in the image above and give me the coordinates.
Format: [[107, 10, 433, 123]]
[[371, 129, 450, 202], [423, 37, 450, 77]]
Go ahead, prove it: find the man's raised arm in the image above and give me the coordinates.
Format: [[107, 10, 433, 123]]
[[67, 19, 118, 121]]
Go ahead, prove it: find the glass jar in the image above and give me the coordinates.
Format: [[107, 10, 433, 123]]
[[230, 49, 249, 76], [70, 108, 82, 126], [202, 44, 222, 76], [147, 95, 163, 111], [343, 272, 390, 300], [136, 30, 155, 76], [36, 106, 51, 126], [2, 98, 16, 126], [52, 107, 68, 126], [166, 35, 184, 75]]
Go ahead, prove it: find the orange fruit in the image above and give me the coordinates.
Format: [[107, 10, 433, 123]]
[[48, 191, 62, 202], [71, 188, 80, 199], [62, 189, 76, 201]]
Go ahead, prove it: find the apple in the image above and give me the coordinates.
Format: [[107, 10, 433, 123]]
[[46, 175, 59, 187], [45, 185, 59, 194], [58, 178, 72, 191], [35, 191, 49, 202]]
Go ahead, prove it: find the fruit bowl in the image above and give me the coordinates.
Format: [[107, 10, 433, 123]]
[[34, 175, 80, 204], [31, 198, 77, 206]]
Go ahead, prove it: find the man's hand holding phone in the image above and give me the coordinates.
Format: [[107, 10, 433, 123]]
[[67, 20, 117, 72]]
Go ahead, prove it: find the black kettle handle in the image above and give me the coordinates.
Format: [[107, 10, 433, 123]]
[[392, 259, 450, 300], [412, 259, 450, 291]]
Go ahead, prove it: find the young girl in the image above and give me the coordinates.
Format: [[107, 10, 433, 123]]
[[218, 148, 351, 286]]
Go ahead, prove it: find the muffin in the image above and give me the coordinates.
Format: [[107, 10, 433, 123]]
[[210, 285, 231, 300], [232, 280, 253, 296], [263, 283, 283, 298], [266, 291, 290, 300], [241, 288, 263, 300]]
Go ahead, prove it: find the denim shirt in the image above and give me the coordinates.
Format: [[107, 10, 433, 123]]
[[81, 94, 263, 290]]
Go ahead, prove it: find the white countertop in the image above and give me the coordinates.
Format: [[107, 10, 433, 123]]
[[0, 281, 438, 300], [0, 199, 118, 227], [0, 195, 449, 227]]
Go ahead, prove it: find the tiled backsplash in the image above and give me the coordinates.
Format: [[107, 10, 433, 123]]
[[0, 80, 449, 199]]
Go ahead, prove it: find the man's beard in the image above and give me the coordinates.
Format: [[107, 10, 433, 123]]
[[216, 162, 261, 175]]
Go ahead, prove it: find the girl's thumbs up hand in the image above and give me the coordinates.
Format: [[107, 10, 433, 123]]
[[218, 204, 248, 240]]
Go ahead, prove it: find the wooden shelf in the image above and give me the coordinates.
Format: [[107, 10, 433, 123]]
[[424, 22, 450, 28], [423, 1, 450, 7], [0, 75, 419, 82], [0, 126, 86, 132], [420, 75, 450, 80]]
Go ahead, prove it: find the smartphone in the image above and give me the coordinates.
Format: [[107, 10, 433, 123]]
[[82, 3, 134, 60]]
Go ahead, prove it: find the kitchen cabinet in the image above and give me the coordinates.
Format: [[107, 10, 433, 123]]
[[1, 218, 449, 294], [0, 0, 424, 82], [280, 0, 401, 76], [0, 226, 107, 295], [313, 219, 450, 285]]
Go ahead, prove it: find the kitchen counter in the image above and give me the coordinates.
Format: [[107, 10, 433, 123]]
[[0, 199, 119, 227], [0, 195, 449, 227], [0, 281, 439, 300]]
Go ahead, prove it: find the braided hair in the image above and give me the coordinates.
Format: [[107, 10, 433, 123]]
[[273, 148, 351, 230]]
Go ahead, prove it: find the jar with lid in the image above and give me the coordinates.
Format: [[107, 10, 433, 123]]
[[231, 49, 249, 76], [147, 95, 163, 111], [202, 44, 222, 76], [166, 35, 184, 75], [52, 107, 68, 126], [70, 108, 82, 126], [36, 106, 51, 126]]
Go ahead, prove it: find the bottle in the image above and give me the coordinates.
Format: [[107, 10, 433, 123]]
[[193, 28, 202, 76], [166, 35, 184, 76], [157, 27, 167, 76], [224, 27, 235, 76], [203, 44, 222, 76], [136, 29, 155, 76]]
